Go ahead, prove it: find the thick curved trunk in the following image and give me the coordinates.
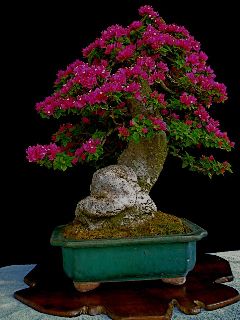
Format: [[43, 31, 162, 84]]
[[117, 132, 168, 192], [74, 133, 168, 230]]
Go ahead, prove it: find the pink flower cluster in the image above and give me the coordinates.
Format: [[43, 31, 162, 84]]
[[194, 105, 234, 146], [180, 92, 197, 106], [118, 126, 130, 137], [26, 143, 61, 162], [138, 5, 159, 19], [149, 116, 167, 131], [34, 4, 228, 119], [116, 44, 136, 62], [128, 21, 143, 31], [82, 24, 128, 58], [141, 24, 200, 52], [150, 91, 166, 105], [27, 5, 235, 174], [36, 54, 171, 116], [73, 138, 101, 163]]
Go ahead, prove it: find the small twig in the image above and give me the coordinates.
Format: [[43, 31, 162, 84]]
[[158, 80, 175, 94]]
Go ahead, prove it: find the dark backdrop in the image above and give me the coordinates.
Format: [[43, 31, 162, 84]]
[[1, 0, 239, 267]]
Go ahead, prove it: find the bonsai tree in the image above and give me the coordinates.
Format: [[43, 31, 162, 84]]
[[26, 5, 235, 233]]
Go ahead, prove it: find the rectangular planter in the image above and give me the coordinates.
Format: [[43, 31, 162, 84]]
[[50, 219, 207, 283]]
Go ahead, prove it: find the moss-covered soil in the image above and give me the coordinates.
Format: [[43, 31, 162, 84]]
[[63, 211, 191, 240]]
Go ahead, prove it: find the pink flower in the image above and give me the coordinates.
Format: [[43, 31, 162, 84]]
[[161, 109, 169, 115], [105, 42, 122, 55], [148, 71, 165, 84], [171, 113, 180, 120], [43, 104, 56, 116], [186, 72, 198, 84], [82, 138, 101, 154], [26, 145, 47, 162], [27, 4, 233, 176], [80, 153, 86, 161], [157, 93, 166, 106], [166, 24, 189, 37], [185, 120, 193, 126], [118, 126, 130, 137], [149, 117, 167, 131], [101, 24, 127, 40], [47, 143, 61, 160], [180, 92, 197, 106], [136, 56, 156, 70], [138, 5, 159, 18], [157, 61, 169, 72], [186, 53, 199, 65], [142, 127, 148, 134], [116, 102, 126, 109], [75, 147, 84, 157], [150, 91, 166, 105], [26, 143, 61, 162], [72, 157, 79, 165], [206, 123, 217, 133], [214, 82, 228, 102], [128, 21, 143, 31], [82, 42, 98, 58], [199, 51, 208, 61], [194, 105, 210, 122], [95, 109, 106, 116], [125, 82, 141, 93], [82, 117, 90, 124], [223, 161, 229, 167], [116, 44, 136, 62]]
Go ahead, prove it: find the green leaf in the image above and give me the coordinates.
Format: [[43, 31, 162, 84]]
[[53, 153, 74, 171], [131, 132, 140, 143]]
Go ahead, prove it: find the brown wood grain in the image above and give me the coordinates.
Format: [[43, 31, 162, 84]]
[[14, 253, 240, 319]]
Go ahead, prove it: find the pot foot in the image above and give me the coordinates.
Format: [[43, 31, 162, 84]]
[[161, 276, 186, 285], [73, 281, 100, 292]]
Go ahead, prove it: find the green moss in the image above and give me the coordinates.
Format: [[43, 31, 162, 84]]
[[63, 211, 191, 240]]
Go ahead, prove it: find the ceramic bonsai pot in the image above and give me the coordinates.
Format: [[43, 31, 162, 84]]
[[50, 219, 207, 291]]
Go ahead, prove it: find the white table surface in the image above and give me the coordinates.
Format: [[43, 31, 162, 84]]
[[0, 251, 239, 320]]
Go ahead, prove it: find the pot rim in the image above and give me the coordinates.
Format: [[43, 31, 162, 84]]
[[50, 219, 207, 248]]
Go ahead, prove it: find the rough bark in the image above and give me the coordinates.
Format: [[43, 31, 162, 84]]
[[118, 132, 168, 192], [74, 133, 168, 230]]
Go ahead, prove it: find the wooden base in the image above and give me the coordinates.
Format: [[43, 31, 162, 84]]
[[14, 251, 240, 319]]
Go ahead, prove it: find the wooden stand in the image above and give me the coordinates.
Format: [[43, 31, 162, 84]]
[[14, 250, 240, 319]]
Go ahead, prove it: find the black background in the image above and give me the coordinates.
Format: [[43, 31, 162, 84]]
[[1, 0, 239, 267]]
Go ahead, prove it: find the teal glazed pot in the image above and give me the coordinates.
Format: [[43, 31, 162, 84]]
[[50, 219, 207, 290]]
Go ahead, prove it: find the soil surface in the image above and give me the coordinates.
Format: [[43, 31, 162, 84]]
[[63, 211, 191, 240]]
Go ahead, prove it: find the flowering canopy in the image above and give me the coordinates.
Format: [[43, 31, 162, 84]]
[[26, 5, 235, 177]]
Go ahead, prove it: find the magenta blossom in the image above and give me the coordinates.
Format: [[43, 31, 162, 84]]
[[118, 127, 130, 137], [180, 93, 197, 106], [26, 143, 61, 162], [82, 138, 101, 154], [26, 5, 235, 177]]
